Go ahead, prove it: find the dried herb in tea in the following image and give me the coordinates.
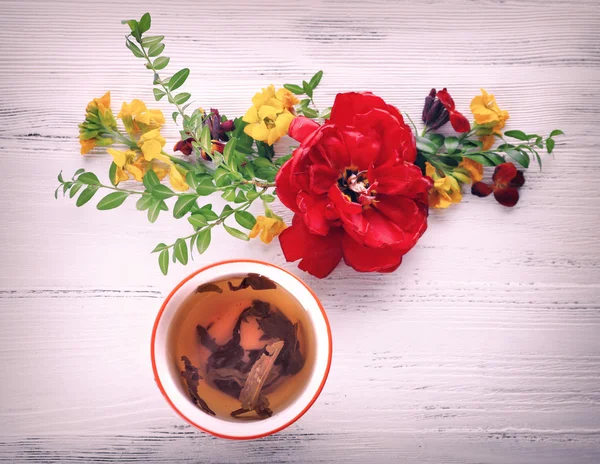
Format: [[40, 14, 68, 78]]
[[196, 283, 223, 294], [228, 273, 277, 292], [180, 356, 215, 416]]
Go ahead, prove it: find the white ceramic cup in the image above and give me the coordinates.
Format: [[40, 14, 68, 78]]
[[151, 259, 332, 439]]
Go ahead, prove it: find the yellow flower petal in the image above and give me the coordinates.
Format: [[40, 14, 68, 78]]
[[79, 138, 96, 155], [242, 107, 260, 124], [480, 135, 495, 151], [168, 165, 189, 192], [114, 165, 130, 184], [258, 105, 279, 120], [141, 140, 163, 161], [245, 122, 270, 142]]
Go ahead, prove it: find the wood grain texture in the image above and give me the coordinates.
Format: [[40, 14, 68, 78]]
[[1, 0, 599, 462]]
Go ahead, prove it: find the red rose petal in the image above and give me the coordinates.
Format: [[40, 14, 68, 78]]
[[309, 164, 339, 195], [436, 88, 456, 111], [493, 187, 520, 207], [510, 170, 525, 188], [341, 234, 403, 272], [492, 163, 518, 185], [288, 116, 320, 143], [449, 110, 471, 133], [279, 215, 343, 278], [370, 163, 430, 197], [275, 155, 300, 213], [375, 195, 427, 236], [471, 182, 494, 197], [328, 184, 363, 215], [361, 208, 407, 249], [329, 92, 389, 127], [315, 126, 350, 169]]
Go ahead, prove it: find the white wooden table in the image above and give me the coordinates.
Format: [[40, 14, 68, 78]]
[[1, 0, 599, 462]]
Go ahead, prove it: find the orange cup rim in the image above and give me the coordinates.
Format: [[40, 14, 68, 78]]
[[150, 259, 333, 440]]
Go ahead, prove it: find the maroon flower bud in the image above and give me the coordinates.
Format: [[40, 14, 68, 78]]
[[173, 137, 194, 156], [422, 88, 450, 130], [220, 119, 235, 133]]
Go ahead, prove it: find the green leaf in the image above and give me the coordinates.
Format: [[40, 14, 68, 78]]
[[223, 137, 237, 165], [416, 136, 438, 155], [138, 12, 151, 33], [69, 183, 83, 199], [174, 93, 191, 104], [246, 190, 260, 201], [169, 68, 190, 91], [108, 162, 118, 187], [78, 172, 100, 185], [158, 249, 169, 275], [309, 70, 323, 89], [235, 210, 256, 230], [462, 154, 495, 166], [185, 171, 199, 190], [199, 204, 219, 221], [136, 193, 153, 211], [200, 124, 211, 153], [72, 168, 85, 179], [196, 228, 211, 254], [143, 170, 160, 190], [158, 199, 168, 211], [147, 198, 162, 223], [97, 191, 129, 210], [125, 38, 144, 58], [499, 144, 530, 168], [153, 88, 166, 101], [76, 185, 98, 207], [444, 136, 459, 154], [483, 152, 506, 165], [153, 56, 170, 70], [261, 193, 275, 203], [58, 171, 64, 183], [302, 80, 313, 98], [151, 184, 175, 200], [550, 129, 564, 137], [172, 111, 179, 123], [152, 243, 167, 253], [221, 204, 234, 218], [300, 98, 311, 107], [221, 188, 236, 202], [148, 42, 164, 57], [546, 138, 555, 154], [173, 194, 197, 218], [196, 182, 217, 196], [224, 223, 250, 241], [425, 133, 445, 148], [274, 154, 293, 166], [188, 213, 208, 229], [174, 239, 188, 265], [283, 84, 304, 95], [141, 35, 164, 48], [504, 130, 529, 141], [234, 190, 247, 204], [302, 107, 318, 118]]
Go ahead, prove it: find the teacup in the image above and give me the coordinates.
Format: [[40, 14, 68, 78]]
[[151, 260, 332, 439]]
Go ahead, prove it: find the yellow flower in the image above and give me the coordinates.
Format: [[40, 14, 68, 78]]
[[458, 158, 484, 183], [118, 99, 165, 133], [470, 89, 509, 149], [107, 148, 172, 185], [426, 162, 462, 209], [79, 91, 116, 155], [79, 138, 96, 155], [243, 85, 297, 145], [249, 215, 287, 244], [168, 165, 189, 192], [138, 128, 170, 163]]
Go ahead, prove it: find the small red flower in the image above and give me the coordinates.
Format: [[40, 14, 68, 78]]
[[174, 137, 194, 156], [276, 92, 432, 278], [435, 88, 471, 133], [471, 163, 525, 207]]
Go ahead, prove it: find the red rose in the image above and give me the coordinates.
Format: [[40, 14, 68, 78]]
[[276, 92, 432, 278]]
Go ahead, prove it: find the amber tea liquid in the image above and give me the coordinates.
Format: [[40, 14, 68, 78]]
[[168, 274, 316, 421]]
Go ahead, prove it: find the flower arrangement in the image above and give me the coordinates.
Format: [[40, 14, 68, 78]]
[[56, 13, 563, 278]]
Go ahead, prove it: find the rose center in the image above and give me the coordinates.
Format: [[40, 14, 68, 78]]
[[338, 169, 370, 203]]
